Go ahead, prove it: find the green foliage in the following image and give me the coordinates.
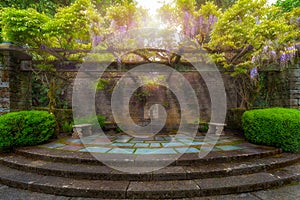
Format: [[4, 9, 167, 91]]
[[61, 121, 74, 133], [96, 78, 110, 90], [207, 0, 299, 108], [34, 108, 73, 133], [106, 1, 136, 28], [242, 108, 300, 152], [195, 2, 222, 45], [209, 0, 298, 70], [104, 0, 148, 33], [1, 0, 100, 49], [157, 3, 178, 27], [176, 0, 196, 12], [44, 0, 101, 50], [275, 0, 300, 12], [93, 0, 133, 14], [0, 0, 75, 16], [97, 115, 106, 128], [285, 7, 300, 29], [1, 7, 50, 47], [212, 0, 237, 10], [197, 2, 222, 17], [32, 74, 70, 109], [0, 111, 56, 149]]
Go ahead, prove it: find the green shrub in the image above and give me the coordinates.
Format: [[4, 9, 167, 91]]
[[242, 108, 300, 152], [34, 108, 73, 133], [0, 110, 56, 149]]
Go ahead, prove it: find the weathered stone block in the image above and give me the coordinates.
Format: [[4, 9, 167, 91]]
[[72, 124, 92, 138]]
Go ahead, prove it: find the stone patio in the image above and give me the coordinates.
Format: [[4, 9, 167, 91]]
[[40, 132, 256, 155]]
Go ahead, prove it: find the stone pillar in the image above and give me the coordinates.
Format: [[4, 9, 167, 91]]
[[0, 46, 32, 115], [288, 62, 300, 109], [0, 55, 10, 114]]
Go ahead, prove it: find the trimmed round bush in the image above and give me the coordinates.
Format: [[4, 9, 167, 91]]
[[242, 108, 300, 152], [0, 110, 56, 149]]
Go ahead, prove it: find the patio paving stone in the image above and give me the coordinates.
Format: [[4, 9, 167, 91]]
[[134, 143, 150, 147], [108, 148, 136, 154], [175, 147, 200, 153], [38, 133, 259, 155]]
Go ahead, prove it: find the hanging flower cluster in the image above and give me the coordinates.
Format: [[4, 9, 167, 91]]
[[251, 44, 299, 67], [250, 67, 258, 80], [182, 11, 218, 45], [280, 45, 298, 65]]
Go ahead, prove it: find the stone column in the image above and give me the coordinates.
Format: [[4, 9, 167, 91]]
[[0, 55, 10, 114], [288, 62, 300, 109], [0, 46, 32, 115]]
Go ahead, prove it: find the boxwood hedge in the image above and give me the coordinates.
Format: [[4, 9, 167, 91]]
[[0, 110, 56, 150], [242, 108, 300, 152]]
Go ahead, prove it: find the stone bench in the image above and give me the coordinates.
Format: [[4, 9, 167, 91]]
[[72, 124, 92, 138], [208, 122, 227, 135]]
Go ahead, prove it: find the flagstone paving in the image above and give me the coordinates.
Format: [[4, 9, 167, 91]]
[[39, 133, 257, 155]]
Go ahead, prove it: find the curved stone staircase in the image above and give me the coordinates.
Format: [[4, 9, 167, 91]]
[[0, 145, 300, 199]]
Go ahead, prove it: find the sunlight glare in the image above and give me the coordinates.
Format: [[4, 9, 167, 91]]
[[135, 0, 174, 28], [135, 0, 173, 17]]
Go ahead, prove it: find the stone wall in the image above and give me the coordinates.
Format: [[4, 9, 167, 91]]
[[1, 47, 300, 131], [65, 71, 238, 130]]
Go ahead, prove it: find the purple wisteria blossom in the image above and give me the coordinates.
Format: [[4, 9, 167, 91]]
[[208, 14, 217, 25], [110, 19, 116, 29], [280, 46, 297, 65], [93, 35, 103, 47], [183, 11, 192, 36], [198, 16, 203, 27], [184, 11, 190, 22], [116, 57, 122, 68], [250, 67, 258, 80], [182, 12, 218, 42], [256, 16, 261, 25], [119, 26, 127, 33], [251, 56, 257, 64]]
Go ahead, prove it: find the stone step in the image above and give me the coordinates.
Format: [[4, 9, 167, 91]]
[[1, 153, 300, 181], [0, 162, 300, 199], [15, 146, 282, 166]]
